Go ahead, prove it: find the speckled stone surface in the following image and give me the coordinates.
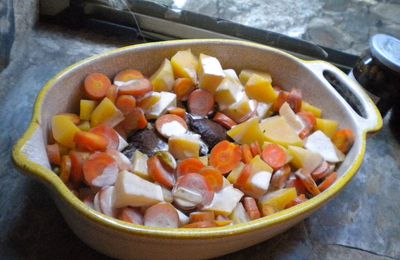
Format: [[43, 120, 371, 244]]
[[0, 22, 399, 260]]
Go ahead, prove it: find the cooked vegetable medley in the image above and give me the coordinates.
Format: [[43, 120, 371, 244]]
[[47, 50, 355, 228]]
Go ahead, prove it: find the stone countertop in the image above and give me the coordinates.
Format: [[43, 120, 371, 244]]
[[0, 22, 399, 260]]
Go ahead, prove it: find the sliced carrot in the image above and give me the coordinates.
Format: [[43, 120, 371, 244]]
[[310, 161, 330, 181], [106, 149, 132, 171], [106, 84, 118, 103], [84, 73, 111, 100], [47, 143, 61, 165], [174, 77, 195, 101], [114, 69, 144, 82], [213, 112, 237, 129], [83, 152, 118, 187], [74, 131, 108, 152], [121, 107, 148, 134], [295, 170, 320, 197], [273, 91, 290, 112], [118, 78, 152, 97], [176, 158, 205, 177], [147, 156, 175, 189], [137, 93, 160, 110], [234, 164, 252, 189], [209, 140, 242, 174], [243, 196, 261, 220], [58, 113, 80, 125], [199, 166, 223, 192], [175, 173, 214, 207], [241, 144, 253, 164], [270, 164, 291, 190], [118, 207, 144, 225], [70, 151, 87, 184], [332, 129, 355, 154], [167, 107, 186, 120], [261, 144, 287, 170], [116, 95, 136, 115], [188, 89, 215, 117], [114, 123, 127, 140], [90, 124, 119, 150], [287, 88, 303, 113], [285, 194, 308, 208], [189, 211, 215, 223], [60, 155, 71, 183], [297, 111, 316, 139], [318, 172, 338, 192], [250, 142, 262, 156], [144, 203, 179, 228], [183, 220, 217, 228], [155, 114, 188, 139]]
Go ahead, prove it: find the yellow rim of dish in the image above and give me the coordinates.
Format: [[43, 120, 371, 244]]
[[12, 39, 383, 239]]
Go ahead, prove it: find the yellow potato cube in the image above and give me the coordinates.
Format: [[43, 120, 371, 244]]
[[150, 58, 175, 92], [239, 69, 272, 85], [168, 134, 200, 160], [227, 117, 265, 145], [51, 114, 81, 148], [90, 97, 124, 127], [301, 101, 322, 117], [79, 99, 97, 121], [259, 188, 297, 213], [260, 116, 303, 147], [287, 145, 323, 174], [215, 78, 243, 108], [245, 74, 278, 103], [222, 95, 252, 123], [223, 69, 241, 84], [315, 118, 338, 138], [171, 49, 198, 83], [197, 53, 225, 93], [77, 120, 91, 131], [249, 155, 273, 173]]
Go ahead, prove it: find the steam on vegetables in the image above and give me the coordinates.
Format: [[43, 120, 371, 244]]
[[47, 49, 355, 228]]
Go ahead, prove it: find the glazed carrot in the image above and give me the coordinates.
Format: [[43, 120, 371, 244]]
[[155, 114, 188, 139], [174, 77, 195, 101], [167, 107, 186, 120], [47, 143, 61, 165], [199, 166, 223, 192], [261, 144, 287, 170], [243, 196, 261, 220], [297, 111, 316, 139], [318, 172, 338, 192], [118, 78, 152, 97], [250, 142, 262, 157], [332, 129, 355, 154], [175, 173, 214, 207], [70, 151, 87, 184], [273, 91, 290, 112], [287, 88, 303, 113], [241, 144, 253, 164], [295, 170, 320, 196], [188, 89, 215, 117], [212, 112, 237, 129], [74, 131, 108, 152], [83, 152, 118, 187], [58, 113, 80, 125], [183, 221, 217, 228], [234, 164, 252, 189], [60, 155, 72, 183], [147, 156, 175, 189], [189, 211, 215, 223], [90, 124, 120, 150], [121, 107, 148, 133], [270, 164, 291, 190], [310, 161, 330, 181], [116, 95, 136, 115], [176, 158, 205, 177], [209, 140, 242, 174], [118, 207, 144, 225], [84, 73, 111, 100], [144, 203, 179, 228], [106, 84, 118, 103], [114, 69, 144, 82]]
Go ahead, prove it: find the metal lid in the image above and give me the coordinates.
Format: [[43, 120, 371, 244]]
[[370, 34, 400, 73]]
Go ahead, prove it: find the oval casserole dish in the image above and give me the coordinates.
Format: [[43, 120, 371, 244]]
[[13, 39, 382, 259]]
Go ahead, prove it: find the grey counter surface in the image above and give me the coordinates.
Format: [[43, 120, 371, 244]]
[[0, 22, 399, 260]]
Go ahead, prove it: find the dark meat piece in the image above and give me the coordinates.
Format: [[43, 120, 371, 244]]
[[188, 115, 227, 149], [123, 128, 168, 158]]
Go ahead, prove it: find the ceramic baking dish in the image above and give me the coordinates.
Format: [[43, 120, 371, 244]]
[[13, 39, 382, 259]]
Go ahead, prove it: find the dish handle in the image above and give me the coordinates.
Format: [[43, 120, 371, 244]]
[[305, 60, 383, 134]]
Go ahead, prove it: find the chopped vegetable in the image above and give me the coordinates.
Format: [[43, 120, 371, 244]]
[[84, 73, 111, 100], [47, 143, 61, 165], [318, 172, 338, 192], [173, 78, 196, 101], [261, 143, 288, 170], [147, 156, 175, 189], [176, 158, 205, 177], [83, 152, 118, 188], [114, 69, 144, 82], [150, 59, 175, 92], [332, 129, 355, 154], [199, 166, 224, 192], [209, 140, 242, 174], [243, 196, 261, 220], [90, 124, 120, 150], [74, 131, 108, 152], [144, 202, 179, 228], [155, 114, 188, 139], [51, 114, 81, 148], [212, 112, 237, 129], [118, 78, 153, 97], [116, 95, 136, 115], [188, 89, 215, 117]]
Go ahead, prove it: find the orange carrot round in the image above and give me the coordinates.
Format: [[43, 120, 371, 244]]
[[114, 69, 144, 82], [261, 144, 287, 170], [297, 111, 316, 139], [84, 73, 111, 100], [176, 158, 205, 177], [188, 89, 215, 117], [189, 211, 215, 223], [155, 114, 188, 139], [118, 207, 144, 225], [83, 152, 117, 187], [147, 156, 175, 189], [121, 107, 148, 133], [74, 131, 109, 152], [106, 84, 118, 103], [332, 129, 355, 154], [47, 143, 61, 165], [212, 112, 237, 129], [318, 172, 338, 192], [209, 140, 242, 174], [144, 203, 179, 228], [116, 95, 137, 115], [60, 155, 72, 183], [243, 196, 261, 220], [167, 107, 186, 120], [241, 144, 253, 164], [118, 78, 152, 97], [250, 142, 262, 157], [199, 166, 223, 192], [174, 78, 195, 101], [175, 173, 214, 207], [70, 151, 87, 184], [90, 124, 120, 150]]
